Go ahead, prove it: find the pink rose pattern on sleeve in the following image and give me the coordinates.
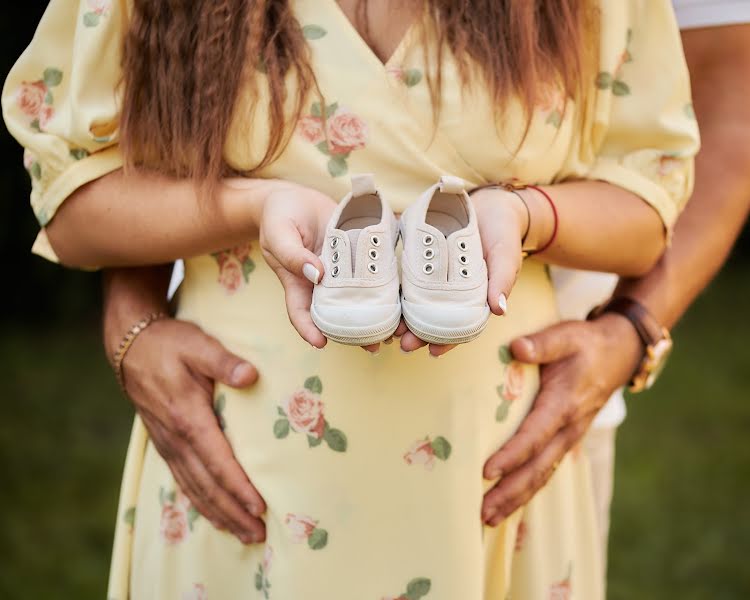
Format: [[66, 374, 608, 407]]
[[15, 68, 62, 133], [83, 0, 110, 27]]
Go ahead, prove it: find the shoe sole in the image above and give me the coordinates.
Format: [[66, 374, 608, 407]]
[[401, 302, 491, 345], [310, 304, 402, 346]]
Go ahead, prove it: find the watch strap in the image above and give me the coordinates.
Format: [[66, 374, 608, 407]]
[[597, 297, 663, 347]]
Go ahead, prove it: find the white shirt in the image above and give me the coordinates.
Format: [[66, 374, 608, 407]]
[[556, 0, 750, 430]]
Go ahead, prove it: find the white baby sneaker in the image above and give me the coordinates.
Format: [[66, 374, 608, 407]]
[[311, 174, 401, 346], [399, 175, 490, 344]]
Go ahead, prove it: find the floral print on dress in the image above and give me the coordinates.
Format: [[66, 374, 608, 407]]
[[496, 346, 525, 422], [403, 436, 452, 470], [382, 577, 432, 600], [302, 24, 327, 40], [387, 66, 423, 88], [596, 28, 633, 96], [159, 487, 200, 545], [182, 583, 207, 600], [212, 243, 255, 294], [214, 393, 227, 431], [23, 149, 41, 180], [15, 68, 63, 132], [285, 513, 329, 549], [549, 564, 573, 600], [83, 0, 111, 27], [122, 506, 136, 531], [537, 85, 567, 129], [297, 101, 368, 177], [274, 376, 348, 452], [255, 545, 273, 599]]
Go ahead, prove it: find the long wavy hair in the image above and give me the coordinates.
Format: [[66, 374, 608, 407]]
[[120, 0, 597, 189]]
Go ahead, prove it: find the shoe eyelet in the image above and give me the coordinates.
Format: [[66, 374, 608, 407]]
[[423, 263, 434, 275], [370, 235, 381, 247], [459, 254, 468, 265], [460, 267, 470, 278], [458, 240, 467, 251], [332, 251, 340, 263], [330, 237, 339, 249], [423, 234, 434, 246], [423, 248, 434, 260], [368, 263, 378, 274], [332, 265, 340, 277], [368, 248, 379, 260]]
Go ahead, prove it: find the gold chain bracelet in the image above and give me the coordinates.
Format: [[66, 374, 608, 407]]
[[112, 312, 167, 390]]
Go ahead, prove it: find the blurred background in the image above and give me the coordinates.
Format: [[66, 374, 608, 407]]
[[1, 4, 749, 600]]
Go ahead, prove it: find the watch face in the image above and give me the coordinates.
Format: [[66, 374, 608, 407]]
[[645, 338, 674, 389]]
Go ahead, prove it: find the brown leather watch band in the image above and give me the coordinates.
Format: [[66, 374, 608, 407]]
[[596, 297, 663, 347]]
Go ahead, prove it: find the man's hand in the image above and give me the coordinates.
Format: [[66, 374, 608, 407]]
[[481, 313, 642, 526], [117, 317, 267, 545]]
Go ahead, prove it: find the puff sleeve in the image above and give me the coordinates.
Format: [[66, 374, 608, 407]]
[[562, 0, 700, 236], [2, 0, 126, 261]]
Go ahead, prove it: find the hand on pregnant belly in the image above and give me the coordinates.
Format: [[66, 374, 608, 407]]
[[120, 318, 267, 544], [259, 182, 336, 349], [481, 313, 642, 525]]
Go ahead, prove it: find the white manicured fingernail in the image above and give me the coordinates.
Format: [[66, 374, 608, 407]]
[[498, 293, 508, 314], [429, 352, 442, 359], [303, 263, 321, 285]]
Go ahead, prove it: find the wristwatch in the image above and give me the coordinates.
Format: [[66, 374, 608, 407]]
[[588, 297, 673, 393]]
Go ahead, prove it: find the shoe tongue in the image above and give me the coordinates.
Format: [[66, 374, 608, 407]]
[[347, 229, 361, 270]]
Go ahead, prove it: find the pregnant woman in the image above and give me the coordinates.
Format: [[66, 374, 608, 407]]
[[3, 0, 698, 598]]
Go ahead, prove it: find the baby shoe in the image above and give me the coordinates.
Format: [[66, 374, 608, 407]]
[[311, 174, 401, 346], [399, 175, 490, 344]]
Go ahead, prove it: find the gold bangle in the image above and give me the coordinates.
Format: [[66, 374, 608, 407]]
[[112, 312, 167, 390]]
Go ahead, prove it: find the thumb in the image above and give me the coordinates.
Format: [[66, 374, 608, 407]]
[[510, 320, 582, 364], [264, 218, 325, 284], [187, 333, 259, 388]]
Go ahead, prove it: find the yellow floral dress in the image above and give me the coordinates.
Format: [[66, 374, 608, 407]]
[[2, 1, 698, 598]]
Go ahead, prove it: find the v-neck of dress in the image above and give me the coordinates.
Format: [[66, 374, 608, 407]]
[[325, 0, 418, 70]]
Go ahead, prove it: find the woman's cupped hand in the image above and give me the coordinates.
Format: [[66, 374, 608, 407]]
[[399, 187, 528, 356]]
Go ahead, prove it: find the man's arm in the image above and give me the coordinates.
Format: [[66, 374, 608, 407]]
[[481, 24, 750, 524], [615, 24, 750, 326]]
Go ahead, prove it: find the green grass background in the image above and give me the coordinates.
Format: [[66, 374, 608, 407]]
[[0, 266, 747, 599]]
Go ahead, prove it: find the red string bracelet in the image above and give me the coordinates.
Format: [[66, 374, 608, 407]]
[[526, 185, 558, 255]]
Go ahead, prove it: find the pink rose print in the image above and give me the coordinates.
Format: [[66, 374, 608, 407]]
[[15, 68, 63, 132], [514, 519, 527, 552], [158, 487, 200, 545], [297, 101, 368, 177], [23, 149, 35, 171], [549, 564, 573, 600], [284, 513, 329, 549], [282, 388, 326, 438], [218, 257, 243, 294], [274, 376, 348, 451], [538, 86, 566, 129], [160, 503, 188, 545], [403, 436, 452, 470], [182, 583, 207, 600], [326, 109, 368, 154], [596, 28, 633, 97], [16, 81, 46, 119], [212, 242, 255, 293], [502, 362, 525, 402], [285, 513, 318, 542], [387, 66, 422, 87], [83, 0, 111, 26], [255, 544, 273, 598], [297, 115, 326, 145], [496, 346, 525, 422]]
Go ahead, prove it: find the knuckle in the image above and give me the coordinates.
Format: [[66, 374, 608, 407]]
[[530, 468, 549, 490], [169, 410, 194, 440]]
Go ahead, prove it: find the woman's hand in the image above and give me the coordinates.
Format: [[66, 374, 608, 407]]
[[399, 187, 528, 356], [259, 183, 337, 349], [118, 317, 268, 545], [481, 313, 642, 526]]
